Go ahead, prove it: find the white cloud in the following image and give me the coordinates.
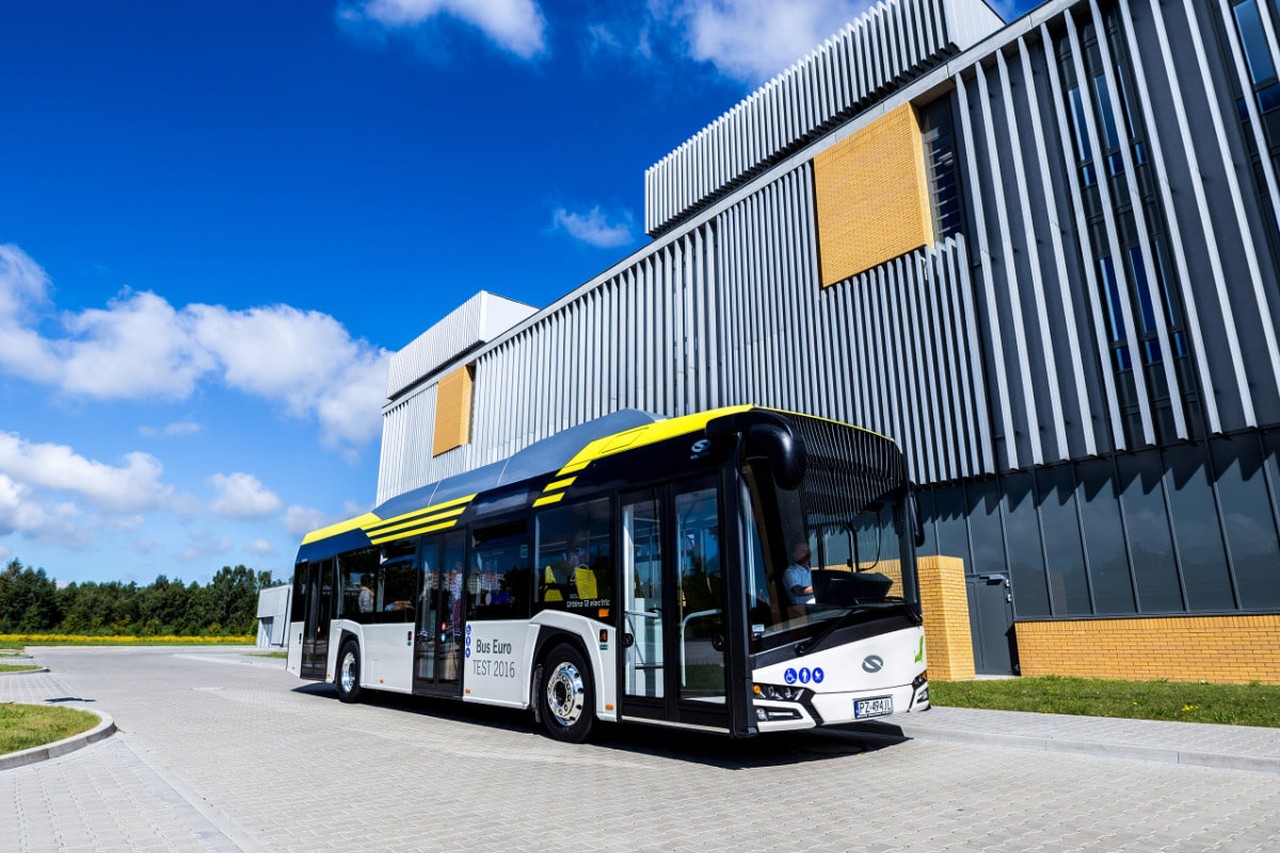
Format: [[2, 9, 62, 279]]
[[348, 0, 547, 58], [0, 431, 173, 514], [284, 504, 339, 538], [0, 472, 91, 548], [139, 420, 202, 438], [0, 245, 391, 452], [655, 0, 873, 84], [60, 290, 211, 400], [208, 472, 283, 519], [552, 206, 634, 248], [248, 539, 278, 557], [0, 244, 60, 383], [190, 304, 390, 448], [177, 533, 234, 563], [0, 543, 10, 562]]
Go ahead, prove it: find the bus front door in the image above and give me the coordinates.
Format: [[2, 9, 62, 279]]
[[300, 559, 333, 680], [620, 480, 730, 730], [413, 531, 465, 695]]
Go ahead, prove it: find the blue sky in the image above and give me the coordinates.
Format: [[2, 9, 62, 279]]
[[0, 0, 1037, 586]]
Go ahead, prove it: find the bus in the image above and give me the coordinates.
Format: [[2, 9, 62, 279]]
[[288, 405, 930, 742]]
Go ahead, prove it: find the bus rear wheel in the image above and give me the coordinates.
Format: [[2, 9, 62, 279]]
[[539, 644, 594, 743], [336, 640, 363, 704]]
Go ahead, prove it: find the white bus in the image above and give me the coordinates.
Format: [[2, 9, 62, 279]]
[[288, 405, 930, 741]]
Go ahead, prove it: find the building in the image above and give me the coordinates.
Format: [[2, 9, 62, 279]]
[[256, 584, 291, 649], [375, 0, 1280, 683]]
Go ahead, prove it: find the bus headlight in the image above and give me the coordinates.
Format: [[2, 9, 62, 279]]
[[753, 683, 805, 702]]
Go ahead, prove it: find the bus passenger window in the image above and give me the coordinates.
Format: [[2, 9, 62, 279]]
[[337, 548, 380, 625], [534, 497, 613, 614], [469, 521, 532, 621]]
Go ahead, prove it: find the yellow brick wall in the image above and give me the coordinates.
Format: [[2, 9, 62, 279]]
[[812, 103, 935, 286], [432, 365, 474, 457], [917, 556, 975, 680], [1016, 615, 1280, 685]]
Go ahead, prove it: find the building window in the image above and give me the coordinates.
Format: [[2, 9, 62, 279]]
[[919, 98, 964, 241]]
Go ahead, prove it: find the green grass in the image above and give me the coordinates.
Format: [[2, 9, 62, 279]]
[[246, 651, 287, 659], [931, 675, 1280, 728], [0, 704, 100, 755], [0, 663, 41, 673]]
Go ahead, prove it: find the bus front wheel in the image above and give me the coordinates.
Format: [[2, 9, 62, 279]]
[[336, 640, 363, 704], [538, 644, 594, 743]]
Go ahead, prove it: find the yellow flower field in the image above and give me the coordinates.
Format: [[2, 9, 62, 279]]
[[0, 634, 255, 646]]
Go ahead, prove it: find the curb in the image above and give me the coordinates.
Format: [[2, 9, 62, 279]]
[[0, 704, 116, 771], [0, 667, 50, 675], [881, 720, 1280, 775]]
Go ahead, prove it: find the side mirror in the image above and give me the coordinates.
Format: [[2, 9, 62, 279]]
[[908, 486, 926, 549]]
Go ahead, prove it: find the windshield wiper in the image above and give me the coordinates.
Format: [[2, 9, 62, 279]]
[[794, 606, 870, 656], [794, 600, 912, 656]]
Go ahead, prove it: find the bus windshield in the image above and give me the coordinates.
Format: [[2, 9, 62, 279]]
[[744, 460, 918, 653]]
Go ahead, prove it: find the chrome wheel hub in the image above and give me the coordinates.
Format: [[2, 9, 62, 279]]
[[546, 661, 585, 727], [340, 651, 357, 692]]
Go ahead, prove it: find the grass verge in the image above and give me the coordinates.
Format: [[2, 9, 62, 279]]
[[931, 675, 1280, 728], [0, 704, 100, 755], [0, 664, 42, 673], [246, 651, 287, 659], [0, 634, 254, 649]]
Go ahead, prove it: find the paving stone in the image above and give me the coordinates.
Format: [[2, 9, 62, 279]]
[[2, 646, 1279, 852]]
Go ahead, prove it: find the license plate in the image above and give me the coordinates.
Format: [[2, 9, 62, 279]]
[[854, 696, 893, 719]]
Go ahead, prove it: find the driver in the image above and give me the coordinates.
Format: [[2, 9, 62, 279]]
[[784, 541, 815, 605]]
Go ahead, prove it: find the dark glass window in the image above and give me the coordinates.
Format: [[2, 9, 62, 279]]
[[1117, 454, 1183, 612], [920, 98, 963, 240], [469, 521, 531, 620], [928, 485, 972, 568], [1164, 444, 1235, 611], [1077, 459, 1136, 613], [1035, 466, 1092, 615], [1003, 473, 1050, 617], [1234, 0, 1278, 86], [337, 548, 382, 625], [535, 497, 614, 613], [966, 479, 1005, 576], [1214, 435, 1280, 610]]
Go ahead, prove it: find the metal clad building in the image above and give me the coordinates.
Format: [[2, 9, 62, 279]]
[[377, 0, 1280, 681]]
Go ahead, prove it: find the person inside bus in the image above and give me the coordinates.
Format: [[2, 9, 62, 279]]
[[358, 575, 375, 614], [784, 541, 815, 605]]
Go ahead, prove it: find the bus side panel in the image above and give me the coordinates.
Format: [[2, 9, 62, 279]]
[[286, 621, 304, 676], [463, 620, 535, 708], [528, 611, 616, 722], [361, 622, 415, 693]]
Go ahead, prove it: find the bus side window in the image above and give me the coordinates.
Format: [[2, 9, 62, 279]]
[[377, 540, 418, 624], [337, 548, 380, 625], [470, 521, 532, 621], [534, 497, 613, 615]]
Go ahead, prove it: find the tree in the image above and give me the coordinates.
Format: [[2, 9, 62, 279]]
[[0, 559, 61, 633]]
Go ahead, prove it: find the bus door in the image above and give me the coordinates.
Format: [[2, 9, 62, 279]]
[[413, 531, 466, 695], [620, 479, 730, 729], [300, 559, 334, 679]]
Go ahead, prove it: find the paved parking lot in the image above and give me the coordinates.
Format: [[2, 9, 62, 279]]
[[3, 646, 1279, 852]]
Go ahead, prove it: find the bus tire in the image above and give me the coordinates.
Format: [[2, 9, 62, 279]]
[[538, 644, 594, 743], [336, 640, 363, 704]]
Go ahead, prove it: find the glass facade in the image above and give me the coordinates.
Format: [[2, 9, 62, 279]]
[[921, 430, 1280, 618]]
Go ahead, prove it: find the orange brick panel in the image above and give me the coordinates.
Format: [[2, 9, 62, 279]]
[[917, 555, 975, 680], [1015, 616, 1280, 684], [813, 103, 935, 286]]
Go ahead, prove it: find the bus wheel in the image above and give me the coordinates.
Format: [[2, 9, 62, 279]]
[[539, 645, 594, 743], [336, 640, 363, 704]]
